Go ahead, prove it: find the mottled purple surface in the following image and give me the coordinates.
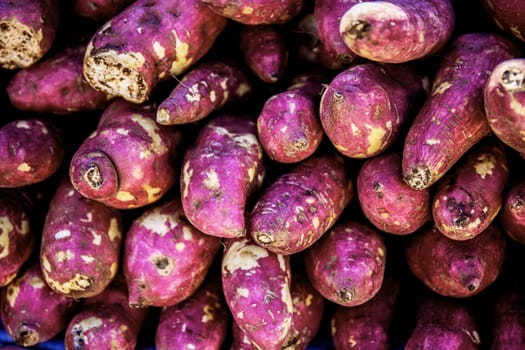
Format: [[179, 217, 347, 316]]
[[480, 0, 525, 42], [72, 0, 136, 21], [202, 0, 303, 25], [490, 285, 525, 349], [500, 179, 525, 245]]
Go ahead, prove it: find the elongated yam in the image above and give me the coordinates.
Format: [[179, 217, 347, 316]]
[[0, 0, 59, 69], [83, 0, 228, 103], [500, 179, 525, 245], [0, 262, 78, 347], [156, 60, 252, 125], [406, 224, 506, 297], [72, 0, 136, 21], [181, 114, 265, 238], [402, 32, 519, 190], [304, 220, 387, 307], [123, 198, 221, 307], [480, 0, 525, 42], [0, 118, 63, 188], [320, 62, 427, 158], [7, 43, 112, 115], [249, 153, 352, 255], [357, 152, 431, 235], [202, 0, 303, 25], [432, 140, 509, 241], [222, 237, 293, 350], [69, 99, 181, 209], [339, 0, 455, 63], [484, 58, 525, 154], [40, 176, 123, 299]]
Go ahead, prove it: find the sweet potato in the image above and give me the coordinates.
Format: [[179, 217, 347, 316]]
[[500, 179, 525, 245], [0, 118, 64, 188], [480, 0, 525, 43], [156, 60, 252, 125], [64, 275, 148, 350], [40, 176, 123, 299], [339, 0, 455, 63], [69, 99, 181, 209], [7, 43, 112, 115], [0, 0, 59, 69], [221, 237, 293, 350], [202, 0, 303, 25], [357, 152, 431, 235], [249, 152, 352, 255], [490, 284, 525, 349], [230, 320, 257, 350], [83, 0, 228, 103], [0, 262, 78, 347], [181, 113, 265, 238], [155, 277, 229, 350], [304, 220, 387, 307], [406, 224, 506, 297], [239, 25, 288, 84], [484, 58, 525, 154], [72, 0, 136, 21], [432, 140, 509, 241], [257, 71, 326, 163], [405, 296, 481, 350], [123, 198, 221, 307], [402, 32, 519, 190], [320, 62, 427, 158], [331, 277, 400, 350]]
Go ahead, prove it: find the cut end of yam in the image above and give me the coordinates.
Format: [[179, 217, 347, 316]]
[[0, 20, 43, 69]]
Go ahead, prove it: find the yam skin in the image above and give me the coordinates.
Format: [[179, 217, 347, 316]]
[[484, 58, 525, 154], [331, 277, 400, 350], [500, 180, 525, 244], [432, 140, 509, 241], [339, 0, 455, 63], [0, 0, 59, 69], [480, 0, 525, 43], [40, 176, 123, 299], [249, 153, 352, 255], [304, 220, 387, 307], [402, 32, 520, 190], [202, 0, 303, 25], [0, 118, 64, 188], [405, 296, 481, 350], [319, 62, 427, 159], [83, 0, 228, 104], [0, 262, 78, 347], [155, 278, 229, 350], [69, 99, 181, 209], [7, 43, 111, 115], [156, 60, 252, 125], [221, 237, 293, 350], [239, 25, 288, 84], [181, 113, 265, 238], [72, 0, 136, 21], [64, 276, 148, 350], [123, 198, 221, 307], [0, 189, 34, 287], [257, 71, 326, 163], [357, 152, 431, 235], [406, 224, 506, 298], [490, 286, 525, 349]]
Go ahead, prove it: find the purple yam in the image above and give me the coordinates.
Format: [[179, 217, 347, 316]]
[[480, 0, 525, 43], [500, 180, 525, 244], [72, 0, 136, 21], [202, 0, 303, 25], [490, 285, 525, 349]]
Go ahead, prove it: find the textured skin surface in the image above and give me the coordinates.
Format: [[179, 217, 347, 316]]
[[490, 286, 525, 349], [357, 152, 430, 235], [0, 263, 78, 347], [257, 71, 326, 163], [339, 0, 455, 63], [249, 153, 352, 255], [239, 25, 288, 84], [0, 119, 63, 188], [123, 198, 221, 307], [320, 62, 427, 158], [69, 99, 180, 209], [500, 180, 525, 244], [155, 278, 229, 350], [221, 237, 293, 350], [402, 32, 519, 190], [40, 177, 123, 299], [406, 224, 506, 297], [480, 0, 525, 42], [156, 60, 252, 125], [7, 44, 111, 115], [83, 0, 227, 103], [72, 0, 136, 21], [181, 114, 265, 238], [0, 0, 59, 69], [432, 141, 509, 241], [202, 0, 303, 25], [331, 277, 400, 350], [484, 58, 525, 154], [304, 220, 387, 307]]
